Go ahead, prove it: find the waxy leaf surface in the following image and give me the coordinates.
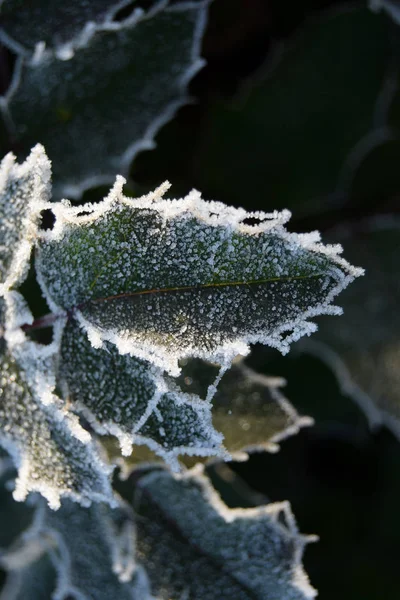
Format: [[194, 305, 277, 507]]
[[1, 1, 208, 198], [132, 465, 316, 599], [0, 0, 137, 54], [0, 145, 50, 293], [59, 317, 224, 468], [37, 179, 363, 375]]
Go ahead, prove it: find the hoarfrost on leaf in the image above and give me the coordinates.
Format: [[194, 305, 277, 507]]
[[59, 317, 225, 467], [299, 216, 400, 439], [37, 179, 363, 376], [131, 464, 317, 599], [0, 0, 141, 55], [1, 1, 209, 198], [0, 466, 151, 600], [0, 144, 51, 294], [173, 357, 313, 455], [0, 295, 115, 510]]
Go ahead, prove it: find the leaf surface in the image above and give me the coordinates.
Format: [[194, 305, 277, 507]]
[[0, 145, 50, 293], [0, 293, 115, 510], [1, 2, 208, 198], [0, 0, 137, 54], [37, 179, 363, 375], [132, 465, 317, 599], [174, 358, 313, 455], [300, 217, 400, 438], [59, 317, 224, 467]]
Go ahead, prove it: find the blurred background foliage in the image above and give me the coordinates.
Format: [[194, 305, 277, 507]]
[[1, 0, 400, 598]]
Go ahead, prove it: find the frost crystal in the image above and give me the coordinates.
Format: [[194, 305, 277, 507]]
[[0, 0, 140, 54], [0, 481, 152, 600], [0, 296, 114, 510], [1, 1, 209, 198], [0, 145, 51, 294], [174, 357, 313, 455], [59, 317, 224, 467], [37, 178, 363, 376], [133, 465, 317, 599]]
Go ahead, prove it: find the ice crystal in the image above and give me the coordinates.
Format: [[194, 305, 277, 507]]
[[133, 465, 317, 599], [0, 145, 50, 294], [174, 357, 313, 455], [0, 0, 139, 54], [59, 317, 224, 466], [1, 1, 209, 198], [37, 178, 363, 376], [0, 484, 151, 599]]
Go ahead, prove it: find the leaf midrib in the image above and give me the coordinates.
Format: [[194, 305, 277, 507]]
[[89, 272, 326, 304]]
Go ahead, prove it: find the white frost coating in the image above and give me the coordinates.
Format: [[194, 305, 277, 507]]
[[369, 0, 400, 24], [37, 180, 364, 376], [58, 316, 226, 466], [0, 144, 51, 294], [135, 465, 317, 599], [2, 1, 211, 199]]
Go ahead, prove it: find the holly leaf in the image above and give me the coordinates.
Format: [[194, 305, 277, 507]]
[[0, 145, 51, 294], [299, 216, 400, 438], [1, 1, 209, 198], [0, 0, 139, 55], [0, 293, 115, 510], [59, 317, 225, 468], [0, 493, 152, 599], [173, 357, 313, 455], [37, 178, 363, 376], [193, 6, 389, 216], [132, 464, 317, 599]]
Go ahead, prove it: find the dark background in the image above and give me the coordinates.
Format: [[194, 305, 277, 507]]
[[1, 0, 400, 597], [131, 1, 400, 598]]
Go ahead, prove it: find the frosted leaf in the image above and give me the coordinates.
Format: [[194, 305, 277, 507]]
[[0, 493, 152, 599], [2, 2, 208, 198], [0, 0, 139, 55], [0, 298, 114, 510], [59, 317, 224, 466], [37, 180, 363, 376], [0, 145, 51, 293], [132, 465, 317, 599], [33, 498, 151, 599], [174, 358, 313, 455], [299, 217, 400, 438]]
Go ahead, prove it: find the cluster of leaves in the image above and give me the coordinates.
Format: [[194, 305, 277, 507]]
[[0, 142, 361, 596], [1, 0, 398, 598]]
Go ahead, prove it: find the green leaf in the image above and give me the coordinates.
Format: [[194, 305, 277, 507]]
[[0, 493, 151, 599], [37, 178, 363, 376], [1, 1, 209, 198], [299, 217, 400, 437], [0, 0, 138, 54], [0, 295, 115, 510], [0, 145, 51, 293], [133, 465, 317, 599], [59, 317, 225, 467], [174, 358, 313, 455], [193, 6, 389, 216]]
